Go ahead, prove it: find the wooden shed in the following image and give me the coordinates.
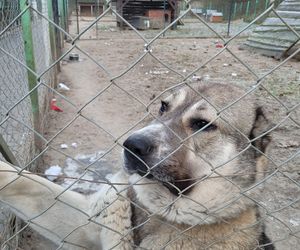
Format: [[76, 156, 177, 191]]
[[78, 0, 104, 17], [115, 0, 179, 29], [243, 0, 300, 58]]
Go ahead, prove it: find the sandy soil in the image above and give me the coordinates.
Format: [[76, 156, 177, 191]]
[[20, 18, 300, 249]]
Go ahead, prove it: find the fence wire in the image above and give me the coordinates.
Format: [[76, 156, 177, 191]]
[[0, 0, 299, 249]]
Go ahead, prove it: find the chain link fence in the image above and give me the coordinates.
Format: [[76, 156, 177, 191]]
[[0, 0, 299, 249], [0, 0, 59, 247]]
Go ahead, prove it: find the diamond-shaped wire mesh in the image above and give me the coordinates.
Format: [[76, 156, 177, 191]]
[[0, 0, 299, 249]]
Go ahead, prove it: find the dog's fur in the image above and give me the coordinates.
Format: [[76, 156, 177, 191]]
[[0, 83, 274, 249]]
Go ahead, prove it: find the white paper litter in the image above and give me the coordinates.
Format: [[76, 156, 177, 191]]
[[290, 219, 300, 227], [45, 165, 62, 181], [58, 83, 70, 91], [60, 144, 68, 149], [71, 142, 78, 148]]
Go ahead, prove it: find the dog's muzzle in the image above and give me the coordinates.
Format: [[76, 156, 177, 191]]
[[123, 132, 195, 196], [123, 134, 154, 177]]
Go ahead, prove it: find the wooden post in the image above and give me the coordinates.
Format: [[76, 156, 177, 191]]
[[265, 0, 269, 10], [52, 0, 62, 66], [63, 0, 69, 33], [19, 0, 40, 148], [47, 0, 58, 87], [76, 0, 80, 33], [227, 0, 235, 37], [240, 2, 243, 18], [246, 1, 250, 17], [233, 2, 237, 19], [254, 0, 259, 18], [58, 0, 65, 30]]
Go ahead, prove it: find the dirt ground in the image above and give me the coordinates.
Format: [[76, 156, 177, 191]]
[[21, 16, 300, 249]]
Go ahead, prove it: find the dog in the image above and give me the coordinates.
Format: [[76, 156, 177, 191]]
[[0, 82, 274, 249]]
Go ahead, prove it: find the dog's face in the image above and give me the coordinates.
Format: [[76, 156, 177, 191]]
[[123, 83, 271, 225]]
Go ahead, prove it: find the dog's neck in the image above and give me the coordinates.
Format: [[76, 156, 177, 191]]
[[133, 206, 262, 249], [175, 208, 262, 248]]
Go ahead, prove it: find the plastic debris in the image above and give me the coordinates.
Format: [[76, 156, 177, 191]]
[[216, 43, 224, 48], [45, 165, 62, 181], [182, 69, 187, 73], [60, 144, 68, 149], [192, 75, 202, 81], [290, 219, 300, 227], [69, 53, 79, 61], [71, 142, 78, 148], [58, 83, 70, 91], [231, 73, 238, 77], [50, 99, 63, 112]]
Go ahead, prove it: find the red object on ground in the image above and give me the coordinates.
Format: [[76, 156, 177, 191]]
[[216, 43, 224, 48], [50, 99, 63, 112]]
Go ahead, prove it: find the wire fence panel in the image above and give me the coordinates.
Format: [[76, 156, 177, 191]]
[[0, 0, 34, 166], [0, 0, 299, 249]]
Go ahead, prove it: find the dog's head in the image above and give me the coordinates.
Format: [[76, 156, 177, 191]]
[[123, 83, 271, 225]]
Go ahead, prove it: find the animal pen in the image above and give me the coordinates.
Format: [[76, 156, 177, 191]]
[[0, 0, 299, 249]]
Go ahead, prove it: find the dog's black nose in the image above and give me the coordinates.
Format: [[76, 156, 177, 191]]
[[123, 134, 153, 157]]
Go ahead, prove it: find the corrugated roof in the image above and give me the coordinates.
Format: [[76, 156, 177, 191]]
[[244, 0, 300, 58]]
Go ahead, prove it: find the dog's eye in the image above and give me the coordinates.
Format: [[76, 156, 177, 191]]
[[190, 118, 216, 132], [159, 101, 168, 114]]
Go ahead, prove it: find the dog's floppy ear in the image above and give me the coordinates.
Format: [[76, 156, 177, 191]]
[[249, 107, 272, 156]]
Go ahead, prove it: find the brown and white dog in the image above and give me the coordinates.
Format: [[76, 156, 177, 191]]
[[0, 83, 274, 249]]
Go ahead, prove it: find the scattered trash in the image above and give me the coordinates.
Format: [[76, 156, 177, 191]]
[[50, 99, 63, 112], [69, 53, 79, 61], [60, 144, 68, 149], [45, 165, 62, 181], [231, 73, 238, 77], [223, 63, 231, 67], [71, 142, 78, 148], [192, 75, 202, 81], [182, 69, 187, 73], [290, 218, 300, 227], [216, 43, 224, 48], [58, 83, 70, 91]]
